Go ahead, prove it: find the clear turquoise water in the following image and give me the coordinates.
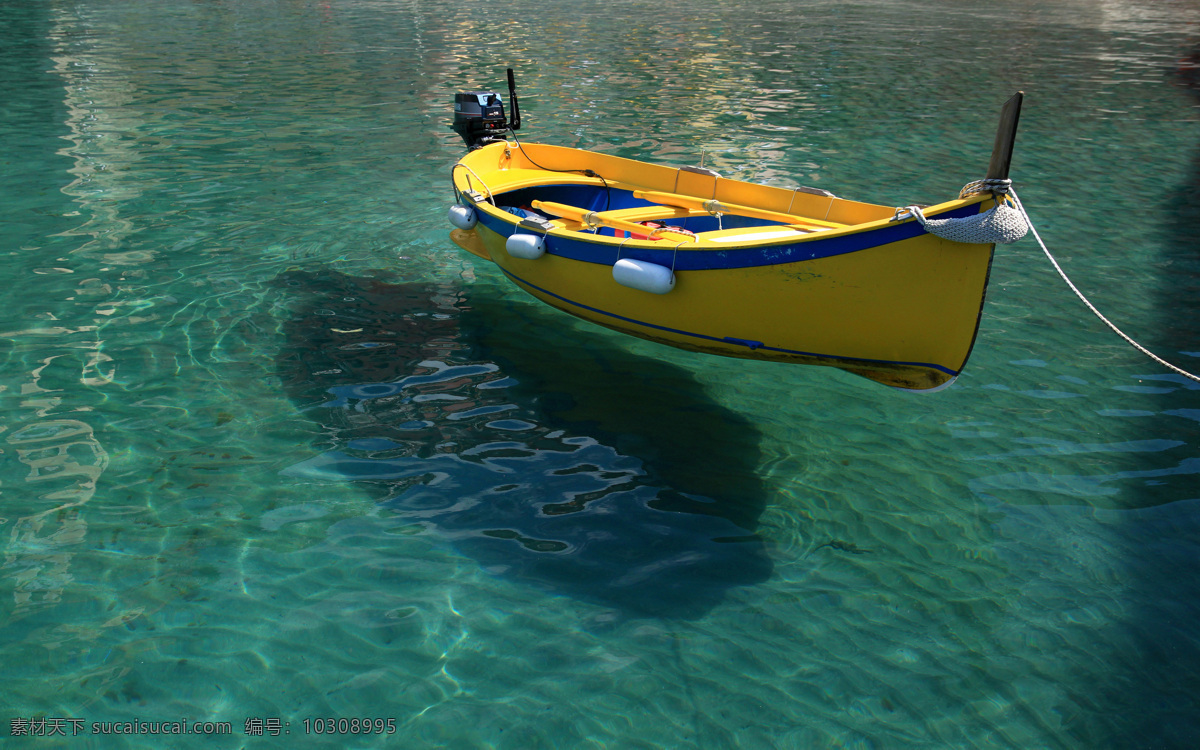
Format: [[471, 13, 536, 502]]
[[3, 0, 1199, 747]]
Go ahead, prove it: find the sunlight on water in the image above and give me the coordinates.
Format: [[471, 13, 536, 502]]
[[1, 0, 1199, 747]]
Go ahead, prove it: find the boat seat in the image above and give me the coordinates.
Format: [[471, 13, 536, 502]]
[[529, 199, 709, 238], [694, 225, 830, 243], [590, 206, 709, 223]]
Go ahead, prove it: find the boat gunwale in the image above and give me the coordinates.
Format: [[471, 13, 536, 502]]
[[453, 142, 997, 270]]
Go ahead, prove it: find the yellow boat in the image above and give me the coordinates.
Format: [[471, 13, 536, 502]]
[[446, 72, 1025, 391]]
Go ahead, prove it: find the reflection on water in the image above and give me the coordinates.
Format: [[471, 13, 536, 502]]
[[1168, 44, 1200, 353], [274, 270, 771, 619], [4, 419, 106, 618]]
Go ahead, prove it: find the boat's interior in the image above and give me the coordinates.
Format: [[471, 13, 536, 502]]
[[452, 141, 968, 246], [489, 183, 845, 245]]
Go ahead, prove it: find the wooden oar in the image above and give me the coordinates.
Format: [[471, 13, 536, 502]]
[[530, 200, 699, 241], [631, 189, 843, 230]]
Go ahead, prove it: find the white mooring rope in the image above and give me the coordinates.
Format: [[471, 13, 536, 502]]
[[1007, 187, 1200, 384]]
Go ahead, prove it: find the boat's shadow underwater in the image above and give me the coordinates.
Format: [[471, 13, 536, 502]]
[[273, 269, 772, 620]]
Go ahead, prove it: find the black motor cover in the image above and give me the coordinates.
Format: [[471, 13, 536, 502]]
[[452, 91, 507, 149]]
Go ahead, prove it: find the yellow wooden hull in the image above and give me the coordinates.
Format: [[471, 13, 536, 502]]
[[449, 141, 997, 390]]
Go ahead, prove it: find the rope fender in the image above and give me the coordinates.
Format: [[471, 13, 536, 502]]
[[894, 179, 1029, 245]]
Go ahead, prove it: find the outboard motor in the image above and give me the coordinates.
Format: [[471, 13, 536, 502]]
[[451, 68, 522, 150]]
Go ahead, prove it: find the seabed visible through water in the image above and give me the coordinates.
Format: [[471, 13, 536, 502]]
[[2, 0, 1200, 747]]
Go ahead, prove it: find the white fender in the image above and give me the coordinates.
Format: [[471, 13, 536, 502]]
[[447, 204, 477, 230], [506, 233, 546, 260], [613, 258, 675, 294]]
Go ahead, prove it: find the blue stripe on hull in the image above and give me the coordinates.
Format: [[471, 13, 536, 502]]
[[498, 266, 960, 378]]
